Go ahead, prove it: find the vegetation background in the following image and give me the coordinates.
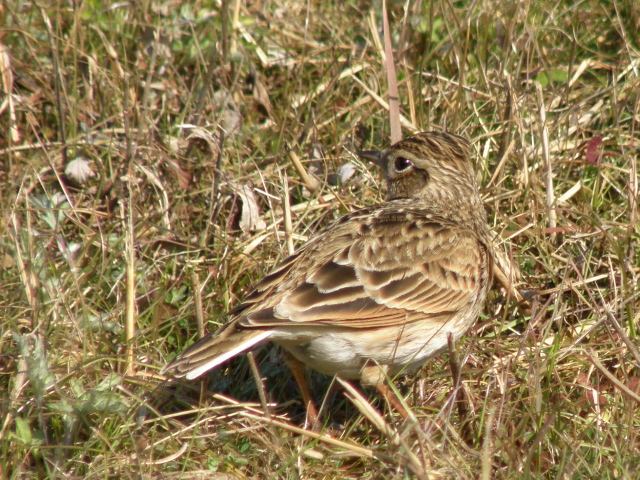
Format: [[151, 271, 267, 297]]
[[1, 0, 639, 478]]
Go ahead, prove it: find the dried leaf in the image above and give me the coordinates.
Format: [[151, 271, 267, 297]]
[[2, 253, 15, 269], [338, 163, 357, 184], [252, 72, 274, 119], [182, 126, 220, 157], [65, 157, 95, 185], [164, 158, 192, 189], [585, 136, 603, 164], [307, 143, 325, 185], [0, 42, 20, 142], [212, 90, 241, 134], [229, 185, 266, 232]]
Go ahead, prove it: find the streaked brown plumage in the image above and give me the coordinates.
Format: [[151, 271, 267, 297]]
[[162, 131, 495, 418]]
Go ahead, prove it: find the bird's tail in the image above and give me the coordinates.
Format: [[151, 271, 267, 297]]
[[162, 327, 273, 380]]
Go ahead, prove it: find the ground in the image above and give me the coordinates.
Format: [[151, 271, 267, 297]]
[[1, 0, 639, 478]]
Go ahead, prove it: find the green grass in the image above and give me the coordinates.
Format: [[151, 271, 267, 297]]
[[1, 0, 639, 478]]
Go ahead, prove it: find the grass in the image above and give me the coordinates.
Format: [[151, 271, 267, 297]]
[[1, 0, 639, 478]]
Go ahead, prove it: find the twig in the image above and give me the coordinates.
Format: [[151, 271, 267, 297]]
[[191, 270, 205, 340], [447, 334, 470, 430], [124, 191, 137, 376], [586, 350, 640, 405], [241, 411, 381, 458], [535, 83, 556, 237], [281, 170, 295, 256], [246, 351, 271, 419], [338, 379, 429, 479], [40, 8, 67, 165], [382, 0, 401, 143], [209, 129, 226, 228], [287, 149, 317, 193], [351, 75, 418, 132], [481, 407, 496, 480]]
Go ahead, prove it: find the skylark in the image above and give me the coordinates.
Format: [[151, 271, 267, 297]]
[[163, 131, 495, 420]]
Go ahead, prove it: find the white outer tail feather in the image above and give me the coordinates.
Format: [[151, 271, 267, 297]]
[[185, 330, 274, 380]]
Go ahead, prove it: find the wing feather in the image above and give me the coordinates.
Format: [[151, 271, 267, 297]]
[[236, 211, 489, 329]]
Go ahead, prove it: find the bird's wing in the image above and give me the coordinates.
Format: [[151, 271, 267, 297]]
[[239, 210, 492, 329], [162, 210, 492, 379]]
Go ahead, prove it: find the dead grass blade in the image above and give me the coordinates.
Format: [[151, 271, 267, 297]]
[[337, 378, 430, 479], [382, 0, 401, 143], [586, 350, 640, 405], [240, 412, 380, 459]]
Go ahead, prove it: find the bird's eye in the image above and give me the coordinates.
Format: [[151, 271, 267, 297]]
[[394, 156, 412, 172]]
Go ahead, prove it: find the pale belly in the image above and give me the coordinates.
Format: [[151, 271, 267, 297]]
[[271, 316, 471, 381]]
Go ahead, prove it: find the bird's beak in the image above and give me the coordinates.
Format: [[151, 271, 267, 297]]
[[357, 150, 383, 168]]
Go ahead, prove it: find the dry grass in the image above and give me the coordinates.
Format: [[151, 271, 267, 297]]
[[1, 0, 639, 478]]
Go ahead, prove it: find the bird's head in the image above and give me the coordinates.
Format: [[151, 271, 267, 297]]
[[359, 131, 480, 205]]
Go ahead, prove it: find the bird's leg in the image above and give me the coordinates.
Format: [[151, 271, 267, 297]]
[[282, 351, 319, 428], [375, 383, 410, 420], [361, 363, 411, 420]]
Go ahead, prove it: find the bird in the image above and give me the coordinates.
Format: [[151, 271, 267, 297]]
[[162, 131, 495, 422]]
